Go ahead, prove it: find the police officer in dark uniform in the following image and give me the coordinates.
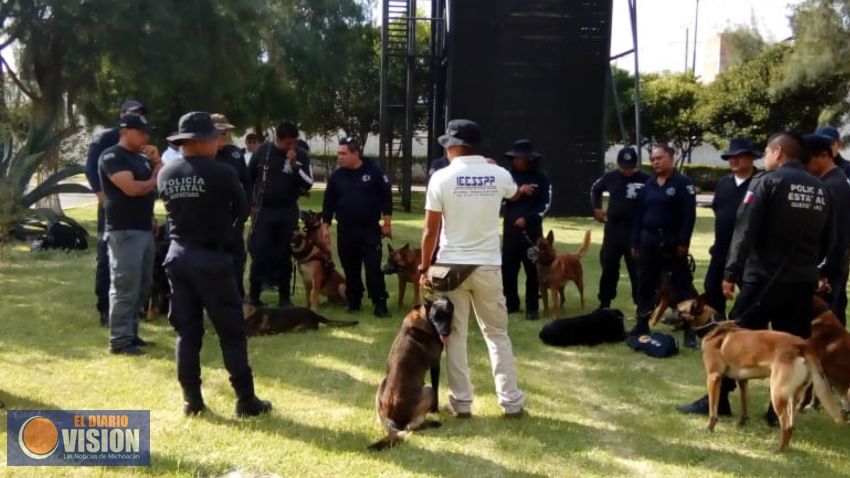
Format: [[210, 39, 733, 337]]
[[804, 134, 850, 324], [159, 112, 271, 418], [815, 126, 850, 177], [590, 146, 649, 309], [704, 138, 760, 318], [501, 139, 551, 321], [630, 144, 697, 337], [321, 137, 393, 317], [247, 121, 313, 307], [212, 114, 251, 299], [85, 99, 147, 326], [679, 132, 834, 424]]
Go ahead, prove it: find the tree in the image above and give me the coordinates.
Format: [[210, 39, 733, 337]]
[[605, 70, 703, 157], [782, 0, 850, 123], [698, 43, 850, 147], [721, 25, 767, 68]]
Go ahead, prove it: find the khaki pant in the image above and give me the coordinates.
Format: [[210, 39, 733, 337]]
[[443, 266, 525, 413]]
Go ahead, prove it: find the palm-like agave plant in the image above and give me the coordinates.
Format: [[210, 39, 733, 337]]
[[0, 119, 92, 243]]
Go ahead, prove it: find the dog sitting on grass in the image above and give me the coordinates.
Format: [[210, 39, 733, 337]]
[[370, 296, 454, 451]]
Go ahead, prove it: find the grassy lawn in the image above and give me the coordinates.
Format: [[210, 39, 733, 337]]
[[2, 191, 850, 477]]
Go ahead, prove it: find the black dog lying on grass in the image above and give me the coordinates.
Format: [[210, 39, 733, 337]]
[[539, 308, 626, 347]]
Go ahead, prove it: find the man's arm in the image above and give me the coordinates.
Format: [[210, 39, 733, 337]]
[[528, 174, 552, 224], [85, 139, 106, 202], [379, 170, 393, 238], [294, 148, 313, 191], [590, 174, 606, 223], [724, 177, 768, 284], [676, 180, 697, 250], [109, 170, 159, 197], [419, 209, 442, 273], [320, 174, 337, 245], [226, 168, 250, 225]]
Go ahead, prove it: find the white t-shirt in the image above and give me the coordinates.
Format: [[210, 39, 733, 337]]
[[161, 146, 182, 166], [425, 155, 518, 265]]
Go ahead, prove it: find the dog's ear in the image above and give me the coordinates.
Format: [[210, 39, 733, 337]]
[[387, 243, 394, 253], [546, 230, 554, 245], [402, 243, 410, 251]]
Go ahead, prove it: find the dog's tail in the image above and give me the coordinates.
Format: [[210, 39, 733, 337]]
[[575, 230, 591, 259], [314, 311, 359, 327], [804, 347, 844, 425], [368, 421, 404, 451]]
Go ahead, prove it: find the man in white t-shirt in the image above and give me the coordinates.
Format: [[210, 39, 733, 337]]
[[419, 119, 533, 418]]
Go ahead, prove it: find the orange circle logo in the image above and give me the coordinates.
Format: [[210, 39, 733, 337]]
[[19, 416, 59, 459]]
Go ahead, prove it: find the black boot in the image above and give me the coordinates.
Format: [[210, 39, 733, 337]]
[[373, 300, 390, 318], [627, 312, 651, 337], [676, 393, 732, 416], [182, 388, 205, 417], [683, 328, 698, 349], [235, 395, 272, 417], [764, 403, 779, 427]]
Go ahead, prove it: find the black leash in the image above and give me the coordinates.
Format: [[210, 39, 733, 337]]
[[730, 229, 804, 324]]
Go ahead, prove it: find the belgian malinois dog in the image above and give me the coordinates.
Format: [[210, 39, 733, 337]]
[[533, 230, 591, 318], [699, 321, 843, 451], [382, 243, 422, 309], [369, 296, 454, 451]]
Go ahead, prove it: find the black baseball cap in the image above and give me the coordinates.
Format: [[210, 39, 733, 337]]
[[803, 133, 834, 159], [119, 114, 152, 133], [617, 146, 638, 166], [505, 139, 541, 161], [438, 119, 485, 148], [815, 125, 840, 143], [167, 112, 218, 145], [120, 99, 148, 115]]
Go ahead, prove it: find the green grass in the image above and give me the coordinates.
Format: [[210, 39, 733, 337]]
[[2, 193, 850, 477]]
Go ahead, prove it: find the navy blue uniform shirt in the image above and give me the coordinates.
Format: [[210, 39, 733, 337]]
[[98, 145, 156, 231], [503, 167, 551, 228], [590, 169, 650, 224], [247, 143, 312, 208], [711, 172, 755, 256], [725, 161, 834, 284], [632, 170, 697, 248], [322, 158, 392, 227], [85, 127, 120, 193], [818, 166, 850, 279], [158, 156, 248, 246], [216, 144, 251, 202]]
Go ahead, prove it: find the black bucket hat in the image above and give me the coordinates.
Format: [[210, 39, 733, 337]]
[[505, 139, 541, 161], [438, 119, 485, 148], [721, 137, 762, 160], [167, 112, 219, 145]]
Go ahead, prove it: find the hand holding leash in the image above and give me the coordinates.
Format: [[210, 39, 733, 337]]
[[722, 280, 736, 300]]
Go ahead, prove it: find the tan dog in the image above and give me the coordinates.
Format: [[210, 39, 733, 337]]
[[700, 322, 843, 451], [382, 243, 422, 308], [290, 230, 346, 311], [649, 272, 700, 327], [533, 230, 590, 318], [808, 296, 850, 410]]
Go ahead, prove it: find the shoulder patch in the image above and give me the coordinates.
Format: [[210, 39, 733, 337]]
[[743, 191, 755, 204], [102, 152, 115, 161], [232, 151, 241, 159], [685, 185, 695, 195]]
